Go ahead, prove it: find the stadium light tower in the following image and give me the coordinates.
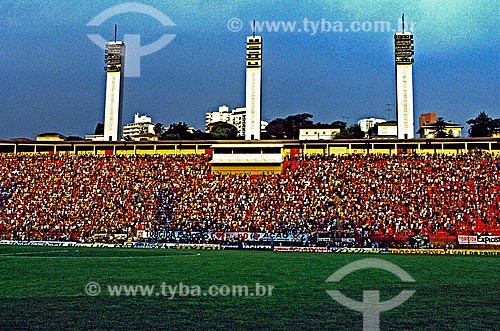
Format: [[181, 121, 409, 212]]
[[394, 14, 414, 139], [103, 26, 126, 141], [245, 26, 262, 140]]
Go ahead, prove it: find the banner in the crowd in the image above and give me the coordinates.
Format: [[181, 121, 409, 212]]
[[457, 235, 500, 245], [0, 240, 118, 248], [0, 240, 71, 246], [166, 243, 223, 250], [330, 247, 390, 253], [151, 231, 310, 242], [123, 242, 167, 249], [222, 243, 273, 250], [274, 247, 331, 253], [121, 242, 223, 249], [457, 236, 477, 245], [273, 247, 390, 253], [389, 248, 500, 256]]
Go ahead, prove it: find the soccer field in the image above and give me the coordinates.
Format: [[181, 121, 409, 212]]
[[0, 246, 499, 331]]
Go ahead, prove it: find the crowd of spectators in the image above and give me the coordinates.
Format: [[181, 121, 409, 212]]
[[0, 152, 499, 244]]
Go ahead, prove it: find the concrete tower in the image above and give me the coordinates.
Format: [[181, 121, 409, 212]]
[[245, 35, 262, 140], [394, 16, 414, 139], [103, 41, 125, 141]]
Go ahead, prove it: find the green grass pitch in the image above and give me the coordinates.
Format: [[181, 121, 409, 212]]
[[0, 246, 499, 330]]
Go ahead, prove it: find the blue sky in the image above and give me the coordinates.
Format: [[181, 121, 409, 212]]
[[1, 0, 499, 139]]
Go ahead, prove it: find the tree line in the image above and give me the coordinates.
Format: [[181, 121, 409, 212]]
[[89, 111, 500, 141], [147, 113, 364, 140]]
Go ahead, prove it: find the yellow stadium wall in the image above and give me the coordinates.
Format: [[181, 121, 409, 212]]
[[155, 149, 176, 155], [4, 140, 500, 157], [328, 146, 348, 154], [135, 149, 156, 155], [304, 148, 325, 155], [115, 149, 135, 155], [212, 165, 282, 175]]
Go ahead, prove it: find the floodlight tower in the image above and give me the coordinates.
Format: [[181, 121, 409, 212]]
[[394, 15, 414, 139], [245, 27, 262, 140], [103, 26, 126, 141]]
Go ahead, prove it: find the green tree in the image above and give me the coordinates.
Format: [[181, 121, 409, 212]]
[[190, 130, 212, 140], [162, 122, 192, 140], [467, 112, 496, 137], [284, 113, 313, 139], [263, 113, 313, 139], [154, 123, 164, 137], [331, 121, 347, 131], [263, 118, 287, 139], [209, 121, 239, 139], [433, 117, 452, 138], [335, 124, 364, 139]]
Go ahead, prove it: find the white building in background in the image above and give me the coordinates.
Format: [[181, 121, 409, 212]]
[[245, 35, 262, 140], [371, 121, 398, 138], [206, 105, 246, 137], [230, 107, 247, 137], [417, 122, 463, 138], [299, 125, 341, 140], [205, 105, 270, 138], [103, 41, 126, 141], [358, 118, 387, 137], [394, 18, 414, 139], [205, 105, 231, 132], [122, 113, 155, 139]]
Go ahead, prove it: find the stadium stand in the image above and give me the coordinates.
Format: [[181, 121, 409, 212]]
[[0, 152, 499, 246]]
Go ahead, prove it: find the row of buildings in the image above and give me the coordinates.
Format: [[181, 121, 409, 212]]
[[288, 112, 462, 141], [205, 105, 268, 137], [357, 112, 463, 140]]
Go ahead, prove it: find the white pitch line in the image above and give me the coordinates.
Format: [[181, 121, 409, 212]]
[[0, 249, 70, 256]]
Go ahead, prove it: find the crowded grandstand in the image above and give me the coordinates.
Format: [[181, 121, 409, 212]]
[[0, 152, 499, 248]]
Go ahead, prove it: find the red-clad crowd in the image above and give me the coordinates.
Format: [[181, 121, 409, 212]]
[[0, 152, 498, 243], [0, 154, 210, 242]]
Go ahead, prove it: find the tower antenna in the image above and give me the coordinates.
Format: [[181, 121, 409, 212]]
[[114, 24, 117, 42], [402, 14, 405, 33], [252, 20, 256, 38]]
